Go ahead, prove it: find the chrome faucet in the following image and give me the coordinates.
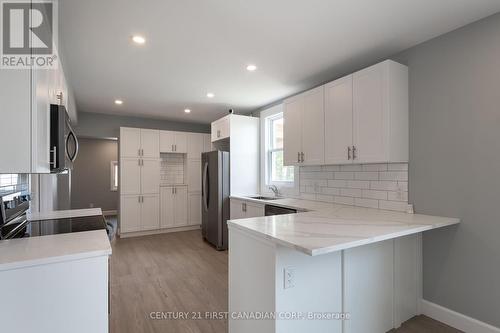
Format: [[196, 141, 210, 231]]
[[268, 185, 280, 197]]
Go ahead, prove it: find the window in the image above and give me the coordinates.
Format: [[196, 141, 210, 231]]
[[110, 161, 118, 191], [0, 174, 28, 196], [266, 113, 294, 184]]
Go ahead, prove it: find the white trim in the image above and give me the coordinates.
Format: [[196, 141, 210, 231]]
[[102, 210, 117, 216], [118, 225, 201, 238], [421, 299, 500, 333]]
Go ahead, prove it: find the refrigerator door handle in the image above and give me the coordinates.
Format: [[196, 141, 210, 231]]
[[202, 161, 209, 212]]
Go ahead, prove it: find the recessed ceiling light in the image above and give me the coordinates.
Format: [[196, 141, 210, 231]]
[[206, 92, 215, 98], [131, 35, 146, 45], [184, 109, 191, 113], [246, 64, 257, 71], [115, 99, 123, 105]]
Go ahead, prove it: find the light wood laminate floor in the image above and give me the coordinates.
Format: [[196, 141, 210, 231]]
[[110, 230, 462, 333]]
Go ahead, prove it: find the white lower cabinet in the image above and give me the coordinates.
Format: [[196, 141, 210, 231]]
[[120, 194, 159, 233], [160, 186, 188, 228], [188, 193, 202, 226], [230, 199, 265, 220]]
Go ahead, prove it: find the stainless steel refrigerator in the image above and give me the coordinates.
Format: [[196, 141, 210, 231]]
[[201, 151, 230, 250]]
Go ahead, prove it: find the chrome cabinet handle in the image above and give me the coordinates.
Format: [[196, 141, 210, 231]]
[[142, 149, 144, 156], [301, 152, 305, 163], [242, 203, 247, 212], [138, 149, 141, 156], [348, 146, 352, 160], [138, 196, 140, 203], [352, 146, 357, 160], [297, 152, 300, 163]]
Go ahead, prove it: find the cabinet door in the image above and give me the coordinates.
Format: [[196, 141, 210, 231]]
[[141, 129, 160, 158], [141, 159, 160, 194], [159, 130, 175, 153], [120, 128, 141, 158], [187, 159, 201, 192], [246, 203, 265, 218], [203, 134, 213, 152], [141, 194, 160, 231], [174, 132, 188, 153], [188, 193, 201, 226], [187, 133, 204, 159], [120, 195, 141, 233], [353, 63, 387, 163], [160, 187, 175, 228], [283, 96, 303, 166], [120, 158, 141, 195], [230, 199, 246, 220], [301, 86, 325, 165], [173, 186, 188, 226], [211, 116, 230, 142], [325, 76, 354, 165]]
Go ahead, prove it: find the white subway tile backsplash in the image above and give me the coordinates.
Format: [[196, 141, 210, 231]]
[[354, 172, 379, 181], [340, 188, 362, 198], [370, 181, 399, 191], [334, 172, 354, 180], [379, 171, 408, 181], [346, 180, 370, 189], [297, 163, 408, 212]]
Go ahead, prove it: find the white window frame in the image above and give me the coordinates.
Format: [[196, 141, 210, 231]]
[[259, 105, 299, 195], [110, 161, 118, 191]]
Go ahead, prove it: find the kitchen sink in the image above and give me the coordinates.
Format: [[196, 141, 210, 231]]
[[249, 196, 279, 201]]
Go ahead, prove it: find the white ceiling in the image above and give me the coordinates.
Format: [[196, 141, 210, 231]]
[[59, 0, 500, 124]]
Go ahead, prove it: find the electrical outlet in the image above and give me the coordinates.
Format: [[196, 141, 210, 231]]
[[283, 267, 295, 289]]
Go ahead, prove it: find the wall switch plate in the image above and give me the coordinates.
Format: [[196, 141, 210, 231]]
[[283, 266, 296, 289]]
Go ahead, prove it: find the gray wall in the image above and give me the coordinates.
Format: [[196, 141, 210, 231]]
[[75, 111, 210, 139], [71, 138, 118, 212], [392, 13, 500, 327]]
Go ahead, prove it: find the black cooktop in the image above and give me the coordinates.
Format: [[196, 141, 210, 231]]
[[1, 215, 107, 239]]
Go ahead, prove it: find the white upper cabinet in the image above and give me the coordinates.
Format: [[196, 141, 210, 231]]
[[141, 129, 160, 158], [284, 60, 408, 166], [120, 128, 159, 158], [352, 61, 408, 164], [283, 95, 303, 166], [325, 75, 354, 165], [120, 158, 141, 195], [211, 116, 230, 142], [187, 133, 204, 159], [283, 86, 325, 166], [160, 130, 187, 153]]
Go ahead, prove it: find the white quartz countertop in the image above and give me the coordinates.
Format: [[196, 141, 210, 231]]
[[228, 196, 460, 256], [0, 230, 111, 271], [27, 208, 103, 221]]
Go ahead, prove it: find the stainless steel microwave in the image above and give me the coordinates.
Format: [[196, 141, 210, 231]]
[[50, 104, 79, 173]]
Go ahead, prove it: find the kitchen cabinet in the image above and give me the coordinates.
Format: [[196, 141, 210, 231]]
[[120, 128, 160, 158], [211, 116, 230, 142], [141, 194, 160, 230], [352, 61, 408, 163], [283, 86, 325, 166], [187, 160, 201, 192], [324, 75, 354, 164], [120, 194, 159, 232], [187, 133, 204, 159], [0, 57, 71, 173], [284, 60, 408, 166], [230, 199, 265, 220], [188, 193, 202, 226], [120, 158, 159, 195], [141, 159, 161, 194], [160, 186, 188, 228], [160, 131, 188, 153]]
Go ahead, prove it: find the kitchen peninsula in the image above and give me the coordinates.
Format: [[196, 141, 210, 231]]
[[228, 197, 459, 333]]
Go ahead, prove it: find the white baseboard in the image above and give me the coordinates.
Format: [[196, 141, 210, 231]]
[[102, 210, 117, 216], [421, 299, 500, 333], [119, 225, 201, 238]]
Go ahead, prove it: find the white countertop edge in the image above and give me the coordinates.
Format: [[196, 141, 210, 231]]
[[227, 219, 459, 256], [27, 208, 103, 221], [0, 249, 112, 272]]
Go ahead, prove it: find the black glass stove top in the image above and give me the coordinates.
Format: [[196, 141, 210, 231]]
[[1, 215, 107, 239]]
